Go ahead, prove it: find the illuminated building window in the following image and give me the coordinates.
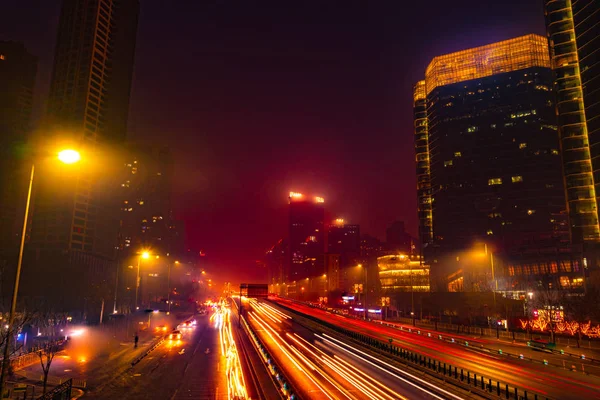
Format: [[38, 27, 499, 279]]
[[467, 126, 478, 133], [527, 209, 536, 215], [511, 175, 523, 183], [519, 143, 527, 149], [486, 229, 493, 235], [490, 124, 497, 129], [488, 178, 502, 186], [488, 212, 502, 218], [454, 151, 462, 158], [551, 149, 559, 155], [0, 55, 5, 60], [444, 160, 453, 167]]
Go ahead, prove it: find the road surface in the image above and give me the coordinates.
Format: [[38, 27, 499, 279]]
[[272, 298, 600, 400]]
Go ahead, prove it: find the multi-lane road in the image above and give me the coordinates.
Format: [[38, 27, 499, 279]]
[[269, 298, 600, 400], [245, 298, 465, 399]]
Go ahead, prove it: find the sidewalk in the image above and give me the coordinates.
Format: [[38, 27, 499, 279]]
[[381, 317, 600, 361]]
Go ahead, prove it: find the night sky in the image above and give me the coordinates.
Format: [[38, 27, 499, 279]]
[[3, 1, 545, 284]]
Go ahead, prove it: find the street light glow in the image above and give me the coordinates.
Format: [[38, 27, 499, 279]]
[[58, 149, 81, 164], [142, 251, 150, 259]]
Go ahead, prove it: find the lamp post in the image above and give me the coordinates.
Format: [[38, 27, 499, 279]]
[[358, 264, 368, 320], [484, 244, 497, 310], [168, 261, 179, 314], [0, 149, 81, 394], [135, 251, 150, 310]]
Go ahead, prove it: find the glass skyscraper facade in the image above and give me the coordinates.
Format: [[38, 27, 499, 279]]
[[415, 35, 575, 291], [545, 0, 600, 247]]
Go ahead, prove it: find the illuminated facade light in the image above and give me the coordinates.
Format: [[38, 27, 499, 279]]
[[334, 218, 344, 225], [289, 192, 303, 199], [377, 254, 430, 293], [424, 34, 550, 95], [315, 196, 325, 203]]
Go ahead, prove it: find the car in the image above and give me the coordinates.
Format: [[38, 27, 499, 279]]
[[155, 324, 168, 333], [182, 319, 196, 328], [169, 330, 182, 340]]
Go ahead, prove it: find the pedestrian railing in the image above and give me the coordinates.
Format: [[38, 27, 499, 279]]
[[35, 378, 71, 400]]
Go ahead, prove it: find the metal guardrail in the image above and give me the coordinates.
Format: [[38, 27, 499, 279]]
[[273, 300, 554, 400], [130, 337, 165, 367]]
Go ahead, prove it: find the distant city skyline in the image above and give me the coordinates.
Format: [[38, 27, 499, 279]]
[[2, 0, 548, 284]]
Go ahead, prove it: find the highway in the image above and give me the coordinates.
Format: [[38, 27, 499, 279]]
[[271, 298, 600, 400], [245, 298, 463, 399]]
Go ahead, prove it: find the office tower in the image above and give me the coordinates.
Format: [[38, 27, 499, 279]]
[[414, 80, 433, 248], [545, 1, 600, 267], [414, 34, 573, 292], [26, 0, 139, 316], [266, 239, 287, 295], [120, 146, 173, 255], [288, 192, 325, 281], [327, 219, 360, 266], [0, 42, 37, 267]]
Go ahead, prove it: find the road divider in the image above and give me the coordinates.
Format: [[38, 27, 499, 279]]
[[240, 315, 295, 399]]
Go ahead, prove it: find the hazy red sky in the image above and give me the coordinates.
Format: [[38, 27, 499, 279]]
[[3, 1, 546, 284]]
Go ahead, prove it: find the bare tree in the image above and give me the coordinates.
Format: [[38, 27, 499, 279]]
[[0, 309, 34, 386], [37, 339, 61, 394], [34, 311, 66, 394], [530, 288, 565, 343]]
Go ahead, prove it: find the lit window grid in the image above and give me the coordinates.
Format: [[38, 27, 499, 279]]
[[413, 80, 426, 102], [425, 34, 550, 95], [414, 92, 433, 245], [545, 0, 600, 242]]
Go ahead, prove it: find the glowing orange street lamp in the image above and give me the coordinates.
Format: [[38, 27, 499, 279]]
[[0, 149, 81, 392], [135, 250, 152, 310]]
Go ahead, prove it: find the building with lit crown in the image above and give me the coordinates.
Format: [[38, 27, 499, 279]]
[[414, 34, 578, 294], [288, 192, 325, 281]]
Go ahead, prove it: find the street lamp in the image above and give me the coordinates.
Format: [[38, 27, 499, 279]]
[[358, 264, 368, 320], [135, 251, 151, 310], [0, 149, 81, 393], [167, 261, 180, 314], [484, 244, 497, 310]]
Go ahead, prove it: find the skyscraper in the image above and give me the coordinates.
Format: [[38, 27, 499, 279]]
[[544, 1, 600, 268], [414, 80, 433, 248], [0, 42, 37, 267], [288, 192, 325, 281], [25, 0, 139, 316], [120, 145, 174, 255], [385, 220, 414, 254], [414, 34, 573, 292]]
